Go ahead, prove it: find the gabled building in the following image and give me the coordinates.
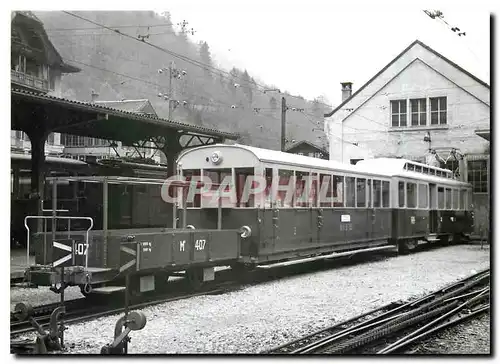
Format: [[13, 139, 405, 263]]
[[11, 11, 80, 155], [285, 140, 329, 160], [60, 99, 162, 163], [324, 39, 490, 236]]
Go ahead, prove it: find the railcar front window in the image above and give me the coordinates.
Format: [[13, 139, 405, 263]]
[[418, 184, 428, 208], [203, 169, 232, 207], [345, 177, 355, 207], [382, 181, 390, 207], [398, 181, 405, 207], [373, 180, 381, 208], [438, 187, 445, 209], [445, 188, 452, 209]]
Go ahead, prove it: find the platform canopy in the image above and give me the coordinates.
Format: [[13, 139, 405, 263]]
[[11, 88, 238, 145]]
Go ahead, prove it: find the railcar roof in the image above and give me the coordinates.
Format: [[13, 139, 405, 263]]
[[178, 144, 377, 175], [355, 158, 452, 175]]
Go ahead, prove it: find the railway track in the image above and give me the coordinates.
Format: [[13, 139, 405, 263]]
[[10, 281, 240, 337], [265, 268, 490, 354], [10, 249, 389, 338]]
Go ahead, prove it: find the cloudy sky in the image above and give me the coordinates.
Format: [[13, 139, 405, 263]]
[[161, 0, 491, 107]]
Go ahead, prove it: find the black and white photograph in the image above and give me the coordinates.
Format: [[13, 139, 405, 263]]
[[7, 1, 492, 356]]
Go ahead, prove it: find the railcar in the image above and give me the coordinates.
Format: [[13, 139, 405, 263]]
[[176, 144, 474, 263], [22, 144, 474, 296]]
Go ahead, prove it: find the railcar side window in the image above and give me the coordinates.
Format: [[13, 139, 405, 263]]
[[295, 171, 308, 207], [356, 178, 366, 207], [460, 189, 466, 210], [373, 180, 381, 208], [452, 189, 459, 209], [406, 182, 417, 208], [438, 187, 445, 209], [398, 181, 405, 207], [445, 188, 452, 209], [264, 168, 273, 208], [319, 174, 332, 207], [382, 181, 390, 207], [333, 175, 344, 207], [310, 173, 318, 207], [277, 169, 294, 208], [345, 177, 355, 207], [183, 169, 201, 207], [367, 179, 372, 208], [418, 184, 428, 208]]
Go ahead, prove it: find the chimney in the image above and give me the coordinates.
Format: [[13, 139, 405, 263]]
[[91, 90, 99, 103], [341, 82, 353, 102]]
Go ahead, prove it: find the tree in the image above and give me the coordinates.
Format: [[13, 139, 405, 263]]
[[198, 41, 212, 80], [240, 69, 253, 106]]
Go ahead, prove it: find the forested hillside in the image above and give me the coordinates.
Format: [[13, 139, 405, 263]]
[[36, 11, 330, 150]]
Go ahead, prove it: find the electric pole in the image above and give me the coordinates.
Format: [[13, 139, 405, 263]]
[[168, 61, 175, 120], [281, 96, 286, 152]]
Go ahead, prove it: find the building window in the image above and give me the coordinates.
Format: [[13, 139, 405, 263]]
[[467, 159, 488, 193], [410, 98, 427, 126], [391, 100, 407, 127], [430, 97, 447, 125]]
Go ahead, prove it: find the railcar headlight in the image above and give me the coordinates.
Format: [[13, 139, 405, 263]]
[[240, 225, 252, 238], [186, 225, 195, 230], [210, 151, 223, 165]]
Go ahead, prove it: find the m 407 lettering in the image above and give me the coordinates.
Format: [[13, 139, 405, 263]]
[[178, 239, 207, 251]]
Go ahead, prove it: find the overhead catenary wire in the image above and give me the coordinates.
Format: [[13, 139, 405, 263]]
[[60, 11, 334, 110]]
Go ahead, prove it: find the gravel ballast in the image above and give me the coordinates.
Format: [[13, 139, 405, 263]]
[[12, 244, 490, 354]]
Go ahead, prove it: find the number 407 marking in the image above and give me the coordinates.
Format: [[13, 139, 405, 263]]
[[195, 239, 206, 251]]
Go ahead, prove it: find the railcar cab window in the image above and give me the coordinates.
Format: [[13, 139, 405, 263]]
[[398, 181, 405, 207], [373, 180, 382, 208], [418, 184, 428, 208], [235, 168, 256, 207], [437, 187, 445, 209], [345, 177, 356, 207], [382, 181, 390, 207], [203, 168, 232, 207], [356, 178, 366, 207], [406, 182, 417, 208], [445, 188, 452, 209]]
